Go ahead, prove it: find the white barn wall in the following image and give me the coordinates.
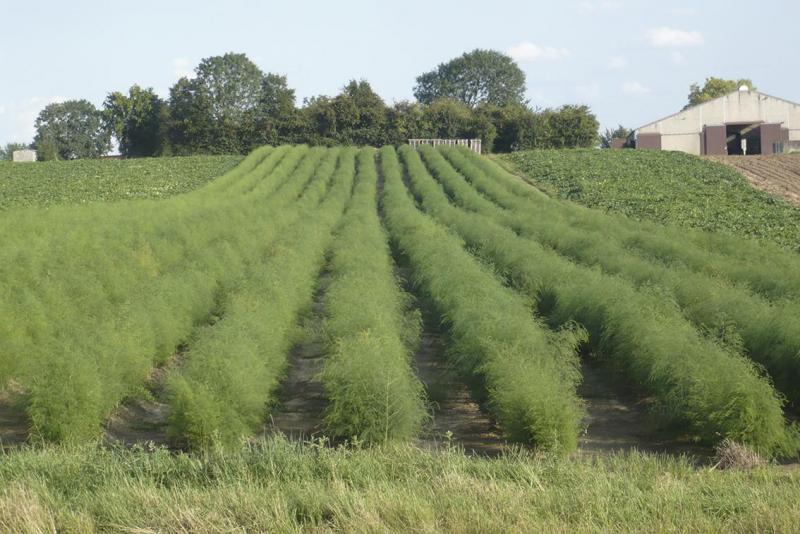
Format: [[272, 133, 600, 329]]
[[635, 91, 800, 155]]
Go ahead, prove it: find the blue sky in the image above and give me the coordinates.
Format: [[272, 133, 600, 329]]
[[1, 0, 798, 144]]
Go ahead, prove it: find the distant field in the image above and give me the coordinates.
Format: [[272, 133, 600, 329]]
[[498, 149, 800, 251], [0, 155, 243, 209]]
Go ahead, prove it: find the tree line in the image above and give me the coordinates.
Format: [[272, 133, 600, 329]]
[[5, 49, 753, 161], [20, 50, 599, 159]]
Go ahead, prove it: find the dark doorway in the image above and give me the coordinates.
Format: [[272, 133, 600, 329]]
[[726, 123, 761, 155]]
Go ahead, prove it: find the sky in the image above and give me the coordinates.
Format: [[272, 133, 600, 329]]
[[1, 0, 798, 144]]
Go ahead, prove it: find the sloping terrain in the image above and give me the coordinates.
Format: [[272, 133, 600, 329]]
[[499, 149, 800, 251], [708, 154, 800, 206], [0, 154, 242, 209]]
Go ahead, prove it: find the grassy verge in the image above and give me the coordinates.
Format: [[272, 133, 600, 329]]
[[0, 439, 798, 532]]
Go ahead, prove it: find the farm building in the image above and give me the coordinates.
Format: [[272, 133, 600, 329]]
[[633, 87, 800, 155], [12, 149, 37, 162]]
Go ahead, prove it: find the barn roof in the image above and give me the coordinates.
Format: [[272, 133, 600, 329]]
[[634, 90, 800, 133]]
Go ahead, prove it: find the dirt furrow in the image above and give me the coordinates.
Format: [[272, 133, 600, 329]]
[[266, 272, 330, 441]]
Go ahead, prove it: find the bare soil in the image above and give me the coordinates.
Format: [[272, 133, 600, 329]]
[[104, 352, 181, 449], [0, 389, 28, 448], [708, 154, 800, 206], [577, 359, 711, 459], [392, 263, 506, 456], [266, 274, 330, 440], [415, 331, 507, 456]]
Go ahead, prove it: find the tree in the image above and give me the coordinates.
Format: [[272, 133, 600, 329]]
[[686, 77, 756, 109], [334, 80, 390, 145], [386, 101, 432, 145], [413, 49, 527, 108], [0, 142, 30, 161], [251, 73, 299, 146], [476, 103, 542, 153], [542, 105, 599, 148], [422, 98, 496, 152], [103, 85, 167, 157], [33, 100, 110, 160], [302, 80, 391, 146], [168, 53, 265, 154], [600, 125, 633, 149]]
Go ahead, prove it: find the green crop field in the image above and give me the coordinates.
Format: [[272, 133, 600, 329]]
[[0, 154, 242, 209], [498, 149, 800, 251], [2, 145, 800, 530]]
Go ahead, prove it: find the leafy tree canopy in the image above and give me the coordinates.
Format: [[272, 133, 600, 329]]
[[103, 85, 167, 157], [413, 49, 527, 108], [33, 100, 110, 160], [302, 80, 391, 146], [686, 77, 756, 109], [542, 104, 599, 149], [169, 53, 265, 154]]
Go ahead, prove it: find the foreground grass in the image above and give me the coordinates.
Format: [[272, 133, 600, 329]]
[[0, 155, 243, 209], [499, 149, 800, 251], [0, 438, 798, 532]]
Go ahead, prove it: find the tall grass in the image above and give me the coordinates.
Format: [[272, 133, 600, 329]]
[[318, 148, 428, 443], [2, 439, 799, 532], [403, 145, 797, 457], [435, 146, 800, 405], [380, 146, 584, 453], [167, 147, 356, 448]]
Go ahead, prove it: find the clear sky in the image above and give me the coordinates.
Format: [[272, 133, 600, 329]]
[[1, 0, 798, 144]]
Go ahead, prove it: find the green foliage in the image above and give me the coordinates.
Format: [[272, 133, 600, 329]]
[[500, 149, 800, 250], [0, 146, 279, 440], [167, 147, 354, 448], [33, 99, 111, 159], [7, 142, 798, 459], [1, 439, 800, 532], [252, 73, 300, 146], [19, 49, 600, 156], [382, 145, 584, 453], [36, 136, 59, 161], [0, 155, 242, 209], [686, 77, 756, 108], [417, 145, 798, 457], [600, 125, 633, 148], [168, 53, 265, 155], [540, 105, 599, 148], [103, 85, 168, 157], [320, 149, 427, 443], [414, 49, 527, 107], [0, 142, 30, 160], [447, 150, 800, 406], [302, 80, 392, 146]]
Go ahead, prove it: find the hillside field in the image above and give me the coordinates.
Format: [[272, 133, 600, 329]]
[[0, 155, 242, 209], [1, 145, 800, 530], [499, 149, 800, 251]]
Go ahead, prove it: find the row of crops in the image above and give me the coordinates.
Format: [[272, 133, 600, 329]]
[[2, 145, 800, 457]]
